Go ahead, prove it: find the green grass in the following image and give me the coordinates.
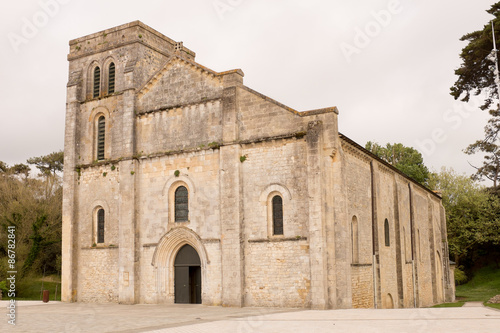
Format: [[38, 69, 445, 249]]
[[455, 265, 500, 303], [432, 265, 500, 308], [8, 276, 62, 301]]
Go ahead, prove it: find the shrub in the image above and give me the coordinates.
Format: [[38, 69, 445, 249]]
[[455, 267, 468, 285], [0, 280, 8, 297]]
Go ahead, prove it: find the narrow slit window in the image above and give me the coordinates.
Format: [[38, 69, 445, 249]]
[[384, 219, 390, 247], [93, 66, 101, 98], [272, 195, 283, 235], [175, 186, 189, 222], [97, 209, 105, 243], [351, 216, 359, 263], [108, 62, 115, 94], [97, 116, 105, 161]]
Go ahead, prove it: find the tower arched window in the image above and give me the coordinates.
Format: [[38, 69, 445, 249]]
[[272, 195, 283, 235], [175, 186, 189, 222], [97, 116, 105, 161], [108, 62, 115, 94], [97, 208, 105, 244], [93, 66, 101, 98]]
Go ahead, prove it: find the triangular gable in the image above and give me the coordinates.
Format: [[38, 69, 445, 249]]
[[136, 56, 224, 113]]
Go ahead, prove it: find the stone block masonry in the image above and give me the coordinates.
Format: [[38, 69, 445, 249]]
[[62, 21, 454, 308]]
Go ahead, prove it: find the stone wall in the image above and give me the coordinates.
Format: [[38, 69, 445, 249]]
[[340, 136, 450, 309], [136, 101, 222, 155], [63, 21, 454, 308], [240, 138, 310, 307], [246, 240, 311, 307], [78, 248, 119, 303], [136, 59, 223, 113], [351, 265, 374, 308], [241, 139, 309, 240]]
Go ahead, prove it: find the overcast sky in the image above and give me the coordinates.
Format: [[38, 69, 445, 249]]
[[0, 0, 496, 183]]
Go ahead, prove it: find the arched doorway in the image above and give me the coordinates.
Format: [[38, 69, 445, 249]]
[[174, 244, 202, 304]]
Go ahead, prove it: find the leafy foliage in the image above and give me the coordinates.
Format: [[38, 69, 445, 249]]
[[464, 108, 500, 187], [27, 151, 63, 177], [0, 152, 63, 281], [452, 3, 500, 188], [454, 268, 468, 286], [365, 141, 430, 185], [428, 168, 500, 267], [451, 2, 500, 111]]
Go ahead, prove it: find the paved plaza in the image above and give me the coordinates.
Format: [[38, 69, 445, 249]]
[[1, 301, 500, 332]]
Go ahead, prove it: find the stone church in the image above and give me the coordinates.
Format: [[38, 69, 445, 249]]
[[62, 21, 455, 309]]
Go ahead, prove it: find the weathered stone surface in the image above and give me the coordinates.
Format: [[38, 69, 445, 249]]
[[488, 295, 500, 304], [62, 21, 454, 309]]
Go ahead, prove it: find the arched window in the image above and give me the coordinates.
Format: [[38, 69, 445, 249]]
[[108, 62, 115, 94], [175, 186, 189, 222], [272, 195, 283, 235], [97, 116, 105, 161], [97, 208, 105, 243], [384, 219, 390, 247], [351, 216, 359, 263], [93, 66, 101, 98]]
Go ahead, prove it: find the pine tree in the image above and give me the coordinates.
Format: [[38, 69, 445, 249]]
[[452, 2, 500, 188]]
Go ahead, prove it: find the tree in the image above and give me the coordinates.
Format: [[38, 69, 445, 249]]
[[27, 151, 63, 178], [452, 2, 500, 188], [0, 161, 8, 173], [465, 122, 500, 187], [365, 141, 430, 185], [428, 168, 500, 267], [10, 163, 31, 180], [27, 151, 63, 197], [450, 2, 500, 111], [0, 152, 63, 281]]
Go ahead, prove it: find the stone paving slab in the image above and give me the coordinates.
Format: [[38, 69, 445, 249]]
[[1, 301, 499, 333], [462, 301, 484, 307]]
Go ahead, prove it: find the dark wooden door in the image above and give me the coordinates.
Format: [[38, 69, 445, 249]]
[[174, 245, 202, 304], [189, 266, 201, 304], [174, 266, 189, 303]]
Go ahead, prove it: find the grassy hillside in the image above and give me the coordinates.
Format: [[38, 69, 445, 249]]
[[456, 265, 500, 309], [435, 265, 500, 308]]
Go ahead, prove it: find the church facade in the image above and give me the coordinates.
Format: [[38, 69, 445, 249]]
[[62, 21, 455, 309]]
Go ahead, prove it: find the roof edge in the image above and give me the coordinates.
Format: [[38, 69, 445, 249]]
[[338, 133, 441, 199], [240, 86, 338, 116]]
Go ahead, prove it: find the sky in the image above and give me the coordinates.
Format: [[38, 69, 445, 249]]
[[0, 0, 496, 183]]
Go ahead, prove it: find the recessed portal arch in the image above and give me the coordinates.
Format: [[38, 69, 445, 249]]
[[151, 227, 208, 304]]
